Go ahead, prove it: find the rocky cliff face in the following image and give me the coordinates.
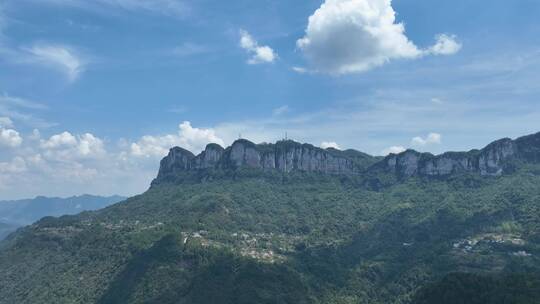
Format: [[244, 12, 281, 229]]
[[379, 132, 540, 177], [155, 139, 364, 183], [225, 140, 358, 174], [154, 132, 540, 184]]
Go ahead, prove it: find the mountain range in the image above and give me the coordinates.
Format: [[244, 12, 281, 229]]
[[1, 132, 540, 303]]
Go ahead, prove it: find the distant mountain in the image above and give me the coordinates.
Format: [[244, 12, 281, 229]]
[[1, 132, 540, 303], [0, 195, 126, 240]]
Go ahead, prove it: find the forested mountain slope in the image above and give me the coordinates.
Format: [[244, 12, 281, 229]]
[[1, 132, 540, 303]]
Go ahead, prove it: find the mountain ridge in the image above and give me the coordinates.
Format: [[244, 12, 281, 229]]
[[154, 131, 540, 185]]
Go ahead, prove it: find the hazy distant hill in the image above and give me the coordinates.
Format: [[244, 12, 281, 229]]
[[0, 195, 125, 240], [1, 132, 540, 303]]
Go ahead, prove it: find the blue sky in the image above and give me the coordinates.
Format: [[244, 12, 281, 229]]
[[0, 0, 540, 199]]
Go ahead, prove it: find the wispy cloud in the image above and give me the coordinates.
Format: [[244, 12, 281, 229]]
[[0, 4, 88, 83], [0, 94, 55, 128], [171, 42, 210, 57], [272, 105, 290, 116], [168, 105, 188, 114], [0, 94, 48, 110], [0, 5, 6, 39], [34, 0, 189, 17], [24, 44, 85, 81], [101, 0, 187, 16]]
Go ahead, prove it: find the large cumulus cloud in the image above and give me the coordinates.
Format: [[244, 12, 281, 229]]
[[296, 0, 461, 74]]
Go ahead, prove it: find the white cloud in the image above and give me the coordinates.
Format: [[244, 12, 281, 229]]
[[0, 129, 134, 198], [40, 131, 77, 149], [77, 133, 106, 157], [0, 157, 27, 174], [130, 134, 179, 158], [239, 30, 277, 64], [427, 34, 462, 56], [292, 66, 308, 74], [296, 0, 461, 74], [0, 130, 108, 195], [411, 133, 442, 146], [0, 116, 13, 128], [272, 105, 290, 116], [0, 121, 228, 199], [131, 121, 224, 157], [0, 127, 22, 147], [431, 97, 443, 104], [381, 145, 405, 155], [25, 44, 85, 81], [321, 141, 341, 150], [40, 131, 105, 160]]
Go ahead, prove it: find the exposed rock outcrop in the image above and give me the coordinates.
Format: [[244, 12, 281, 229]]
[[378, 132, 540, 177], [155, 139, 365, 183], [154, 132, 540, 184]]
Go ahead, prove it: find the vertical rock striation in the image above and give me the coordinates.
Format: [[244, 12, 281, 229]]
[[378, 132, 540, 177], [154, 131, 540, 184], [155, 139, 364, 183]]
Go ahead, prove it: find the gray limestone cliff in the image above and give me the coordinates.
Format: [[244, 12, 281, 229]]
[[154, 139, 371, 183], [153, 132, 540, 184], [377, 132, 540, 178]]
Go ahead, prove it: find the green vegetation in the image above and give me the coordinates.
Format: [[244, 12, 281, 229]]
[[98, 234, 311, 304], [2, 164, 540, 303], [0, 222, 19, 241], [413, 273, 540, 304]]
